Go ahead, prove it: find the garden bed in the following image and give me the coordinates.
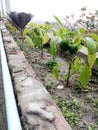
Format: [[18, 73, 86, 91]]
[[0, 20, 72, 130], [19, 43, 98, 130], [4, 16, 98, 129]]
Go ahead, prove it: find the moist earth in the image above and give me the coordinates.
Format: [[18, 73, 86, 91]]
[[20, 44, 98, 130]]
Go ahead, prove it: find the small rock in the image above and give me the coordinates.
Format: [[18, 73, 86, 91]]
[[57, 85, 64, 90]]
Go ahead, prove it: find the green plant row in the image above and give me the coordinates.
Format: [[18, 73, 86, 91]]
[[7, 12, 98, 89]]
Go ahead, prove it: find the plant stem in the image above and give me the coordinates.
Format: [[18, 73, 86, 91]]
[[40, 43, 43, 58], [53, 57, 56, 61], [20, 29, 24, 43], [66, 56, 72, 87]]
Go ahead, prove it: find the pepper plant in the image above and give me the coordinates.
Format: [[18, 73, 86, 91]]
[[59, 37, 84, 87], [52, 16, 98, 88], [47, 36, 65, 75], [46, 36, 60, 69], [79, 27, 98, 88]]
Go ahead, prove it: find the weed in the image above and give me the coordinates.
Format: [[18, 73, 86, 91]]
[[86, 123, 98, 130], [56, 97, 83, 126], [94, 99, 98, 108], [46, 81, 55, 95], [71, 98, 84, 109], [86, 94, 94, 102], [46, 59, 58, 69]]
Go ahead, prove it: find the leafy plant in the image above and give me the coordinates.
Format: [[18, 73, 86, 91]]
[[53, 15, 63, 28], [72, 98, 84, 109], [46, 59, 58, 69], [23, 23, 50, 57], [60, 39, 71, 51], [7, 21, 18, 35], [50, 36, 60, 60], [52, 37, 83, 87], [79, 37, 97, 88], [52, 63, 64, 79], [65, 37, 97, 88], [80, 64, 92, 88], [51, 16, 98, 88], [25, 35, 35, 49], [86, 123, 98, 130], [65, 56, 84, 87], [96, 58, 98, 66], [56, 97, 83, 126], [52, 64, 59, 79], [34, 27, 50, 57], [94, 99, 98, 108], [52, 16, 82, 86]]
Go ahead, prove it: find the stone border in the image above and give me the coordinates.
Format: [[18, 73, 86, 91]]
[[0, 21, 71, 130]]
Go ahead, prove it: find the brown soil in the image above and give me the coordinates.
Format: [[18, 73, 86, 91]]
[[18, 43, 98, 130]]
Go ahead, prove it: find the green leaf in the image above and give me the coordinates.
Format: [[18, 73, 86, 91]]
[[87, 126, 93, 130], [89, 33, 98, 42], [79, 28, 86, 34], [59, 28, 67, 38], [80, 64, 92, 87], [34, 33, 41, 47], [23, 28, 29, 37], [52, 65, 59, 79], [86, 37, 97, 55], [25, 35, 34, 48], [50, 37, 59, 60], [72, 57, 84, 73], [53, 15, 63, 27], [42, 33, 49, 44], [96, 58, 98, 66], [59, 28, 67, 34], [88, 53, 96, 68], [64, 74, 68, 80], [96, 42, 98, 48], [58, 63, 65, 67]]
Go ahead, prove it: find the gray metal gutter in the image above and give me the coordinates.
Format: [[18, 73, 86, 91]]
[[0, 31, 22, 130]]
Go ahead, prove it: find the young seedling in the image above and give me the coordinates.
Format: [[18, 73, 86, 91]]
[[46, 36, 61, 69], [59, 38, 82, 87], [50, 36, 60, 60], [56, 97, 83, 126]]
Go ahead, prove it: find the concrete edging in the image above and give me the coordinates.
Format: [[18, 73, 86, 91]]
[[0, 21, 72, 130], [0, 30, 22, 130]]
